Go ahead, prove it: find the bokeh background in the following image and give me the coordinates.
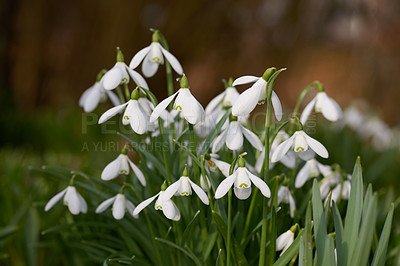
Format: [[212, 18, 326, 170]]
[[1, 0, 400, 265]]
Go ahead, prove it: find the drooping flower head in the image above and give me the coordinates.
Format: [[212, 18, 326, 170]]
[[150, 74, 205, 125], [295, 158, 332, 188], [232, 68, 283, 120], [129, 30, 183, 78], [277, 186, 296, 218], [101, 145, 146, 186], [102, 47, 148, 91], [215, 157, 271, 200], [276, 225, 297, 256], [96, 190, 137, 220]]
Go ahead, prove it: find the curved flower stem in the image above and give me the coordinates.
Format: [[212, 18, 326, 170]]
[[288, 81, 321, 133], [227, 188, 233, 266]]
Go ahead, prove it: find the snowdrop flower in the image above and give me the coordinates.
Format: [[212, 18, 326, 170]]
[[276, 225, 296, 256], [99, 89, 152, 134], [129, 30, 183, 78], [101, 146, 146, 186], [300, 88, 343, 125], [277, 186, 296, 218], [322, 173, 351, 205], [45, 185, 87, 215], [102, 47, 148, 90], [212, 116, 263, 153], [232, 68, 283, 120], [204, 154, 231, 177], [133, 182, 181, 221], [163, 166, 209, 205], [271, 130, 329, 163], [295, 159, 332, 188], [79, 70, 120, 112], [215, 157, 271, 200], [150, 74, 205, 125], [96, 193, 137, 220], [255, 131, 296, 173], [205, 79, 240, 114]]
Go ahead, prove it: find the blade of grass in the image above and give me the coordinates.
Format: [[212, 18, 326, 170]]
[[371, 203, 394, 266], [312, 179, 327, 265]]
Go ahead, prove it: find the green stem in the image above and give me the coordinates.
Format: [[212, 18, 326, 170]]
[[188, 124, 199, 179], [157, 119, 172, 183], [116, 86, 125, 104], [158, 31, 175, 98], [124, 83, 130, 102], [227, 188, 232, 266]]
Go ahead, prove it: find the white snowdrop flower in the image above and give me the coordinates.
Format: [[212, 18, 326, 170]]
[[343, 106, 365, 131], [204, 154, 231, 177], [205, 80, 240, 115], [295, 159, 332, 188], [271, 130, 329, 163], [255, 131, 296, 173], [319, 172, 343, 199], [102, 47, 148, 90], [215, 157, 271, 200], [277, 186, 296, 218], [212, 117, 263, 153], [232, 68, 283, 120], [276, 225, 296, 256], [79, 70, 120, 112], [150, 74, 205, 125], [101, 147, 146, 186], [200, 174, 211, 191], [324, 174, 352, 205], [45, 185, 87, 215], [300, 89, 343, 125], [129, 30, 183, 78], [98, 89, 151, 135], [163, 166, 209, 205], [360, 116, 393, 150], [95, 193, 137, 220], [133, 184, 181, 221]]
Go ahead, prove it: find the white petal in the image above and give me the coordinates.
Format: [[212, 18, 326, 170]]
[[215, 172, 237, 199], [271, 91, 283, 121], [160, 46, 183, 75], [163, 180, 182, 200], [180, 90, 205, 125], [205, 92, 225, 114], [79, 85, 93, 107], [240, 124, 263, 151], [101, 155, 122, 180], [150, 90, 180, 122], [142, 54, 160, 77], [320, 93, 343, 122], [297, 150, 315, 161], [126, 200, 138, 218], [211, 128, 228, 153], [95, 196, 117, 213], [271, 135, 295, 163], [83, 85, 101, 112], [126, 67, 149, 89], [133, 193, 160, 216], [300, 98, 316, 125], [213, 159, 231, 177], [77, 193, 88, 213], [276, 230, 293, 251], [44, 188, 67, 212], [122, 100, 134, 125], [295, 163, 311, 188], [303, 132, 329, 158], [162, 200, 181, 221], [98, 102, 129, 124], [316, 161, 332, 177], [232, 76, 259, 86], [64, 186, 81, 215], [234, 186, 252, 200], [119, 155, 130, 175], [102, 66, 122, 90], [128, 101, 150, 134], [105, 90, 122, 106], [112, 194, 126, 220], [189, 180, 209, 205], [246, 169, 271, 198], [226, 121, 243, 150], [129, 45, 151, 69], [280, 152, 296, 168], [127, 159, 146, 186], [288, 194, 296, 218], [232, 80, 263, 116]]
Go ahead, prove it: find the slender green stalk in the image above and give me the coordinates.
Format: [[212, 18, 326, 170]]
[[157, 119, 172, 183], [124, 83, 130, 102], [227, 188, 233, 266], [188, 124, 199, 179], [158, 31, 175, 98], [116, 86, 125, 104]]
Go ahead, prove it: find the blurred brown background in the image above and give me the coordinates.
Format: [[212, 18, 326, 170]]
[[2, 0, 400, 124]]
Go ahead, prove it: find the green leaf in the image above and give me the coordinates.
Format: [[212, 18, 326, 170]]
[[155, 237, 202, 266], [312, 178, 327, 265], [172, 139, 201, 167], [304, 201, 313, 266], [322, 236, 336, 266], [371, 203, 394, 266], [273, 229, 304, 266], [0, 225, 18, 239], [181, 210, 201, 246], [332, 201, 343, 263], [198, 109, 231, 156], [211, 211, 249, 266], [299, 236, 305, 266], [342, 157, 364, 266]]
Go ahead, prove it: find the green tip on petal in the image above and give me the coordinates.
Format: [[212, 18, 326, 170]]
[[262, 67, 276, 81], [230, 115, 238, 122], [180, 74, 188, 88], [161, 180, 167, 191], [238, 157, 246, 168], [182, 164, 189, 177], [152, 30, 160, 42], [121, 144, 129, 155], [116, 47, 124, 62], [96, 69, 107, 82], [131, 88, 139, 100]]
